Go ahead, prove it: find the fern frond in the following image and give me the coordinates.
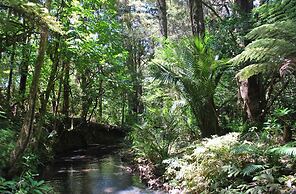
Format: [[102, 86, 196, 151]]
[[256, 0, 296, 23], [0, 111, 6, 119], [247, 21, 296, 41], [231, 144, 261, 155], [236, 63, 270, 81], [222, 165, 241, 178], [269, 146, 296, 157], [231, 39, 296, 66], [267, 0, 296, 22], [242, 164, 266, 176], [231, 0, 296, 80]]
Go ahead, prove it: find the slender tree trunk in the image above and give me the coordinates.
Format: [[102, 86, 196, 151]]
[[52, 89, 57, 113], [98, 79, 103, 121], [157, 0, 168, 38], [6, 44, 16, 114], [19, 17, 31, 112], [55, 64, 64, 115], [8, 21, 49, 177], [189, 0, 205, 38], [121, 92, 126, 126], [40, 37, 60, 115], [19, 39, 30, 109], [81, 74, 89, 121], [62, 61, 70, 118], [35, 36, 61, 145]]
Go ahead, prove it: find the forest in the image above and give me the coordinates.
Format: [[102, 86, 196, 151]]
[[0, 0, 295, 193]]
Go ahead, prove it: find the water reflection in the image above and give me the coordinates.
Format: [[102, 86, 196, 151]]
[[43, 145, 157, 194]]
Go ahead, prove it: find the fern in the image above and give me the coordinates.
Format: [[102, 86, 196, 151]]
[[231, 0, 296, 81], [222, 165, 241, 178], [247, 20, 296, 41], [269, 146, 296, 157], [241, 164, 267, 176], [0, 111, 6, 119], [231, 143, 262, 155], [151, 37, 225, 137], [256, 0, 296, 23]]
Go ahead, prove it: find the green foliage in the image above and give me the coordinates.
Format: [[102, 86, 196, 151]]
[[62, 0, 128, 123], [164, 132, 296, 193], [0, 128, 16, 168], [151, 37, 226, 137], [21, 152, 41, 173], [231, 3, 296, 81], [269, 144, 296, 158], [1, 0, 63, 34], [255, 0, 296, 23], [130, 111, 179, 164], [164, 133, 241, 193], [0, 172, 52, 194], [0, 111, 6, 119], [207, 9, 250, 58]]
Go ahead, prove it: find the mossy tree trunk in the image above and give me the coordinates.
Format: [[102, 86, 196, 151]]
[[8, 22, 49, 177], [7, 0, 53, 177]]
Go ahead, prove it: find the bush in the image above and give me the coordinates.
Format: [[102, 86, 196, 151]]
[[0, 128, 16, 168], [130, 114, 179, 165], [164, 133, 296, 193], [0, 172, 52, 194]]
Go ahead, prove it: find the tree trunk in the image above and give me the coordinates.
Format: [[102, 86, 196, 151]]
[[189, 0, 205, 38], [19, 40, 30, 108], [40, 37, 60, 115], [55, 65, 64, 115], [98, 79, 103, 121], [62, 61, 70, 118], [81, 74, 90, 121], [121, 92, 126, 126], [19, 18, 32, 111], [191, 96, 222, 138], [157, 0, 168, 38], [35, 36, 61, 145], [236, 0, 253, 13], [6, 44, 16, 114], [8, 22, 49, 177], [238, 75, 266, 125]]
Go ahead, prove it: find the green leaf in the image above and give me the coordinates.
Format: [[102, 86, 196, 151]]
[[269, 146, 296, 157], [236, 63, 270, 81], [242, 164, 266, 176]]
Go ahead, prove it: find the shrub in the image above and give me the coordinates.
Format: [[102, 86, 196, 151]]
[[0, 128, 16, 168], [130, 114, 179, 165], [0, 172, 52, 194], [164, 133, 296, 193]]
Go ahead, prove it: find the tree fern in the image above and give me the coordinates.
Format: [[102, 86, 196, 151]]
[[247, 21, 296, 41], [231, 0, 296, 81], [151, 38, 225, 137]]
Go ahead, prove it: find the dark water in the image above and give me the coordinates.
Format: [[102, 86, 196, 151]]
[[42, 144, 160, 194]]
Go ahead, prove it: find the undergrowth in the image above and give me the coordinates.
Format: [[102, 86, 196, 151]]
[[163, 133, 296, 193], [0, 124, 53, 194]]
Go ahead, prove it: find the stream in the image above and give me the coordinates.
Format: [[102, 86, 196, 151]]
[[42, 144, 161, 194]]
